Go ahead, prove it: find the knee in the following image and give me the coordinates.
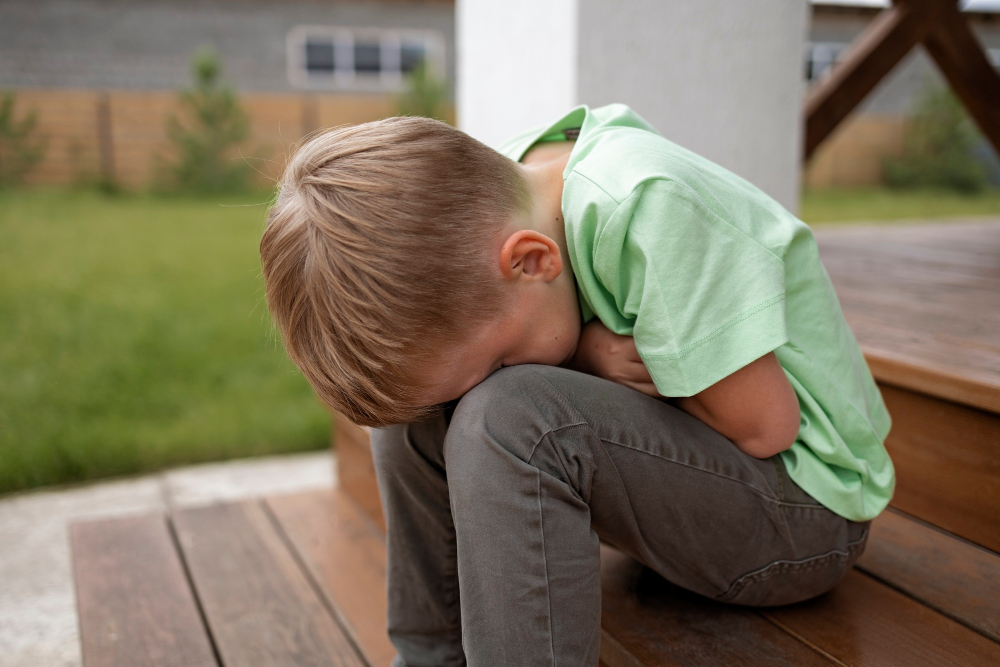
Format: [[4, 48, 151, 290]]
[[446, 366, 556, 458], [444, 365, 591, 486]]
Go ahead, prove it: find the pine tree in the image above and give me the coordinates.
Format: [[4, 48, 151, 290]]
[[160, 50, 253, 193], [0, 91, 47, 187]]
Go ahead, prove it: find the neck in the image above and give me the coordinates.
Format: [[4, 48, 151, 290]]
[[518, 149, 572, 249]]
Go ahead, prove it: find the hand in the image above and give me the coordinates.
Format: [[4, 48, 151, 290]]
[[567, 320, 661, 397]]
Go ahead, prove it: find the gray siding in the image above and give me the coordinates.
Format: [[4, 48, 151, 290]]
[[0, 0, 454, 93]]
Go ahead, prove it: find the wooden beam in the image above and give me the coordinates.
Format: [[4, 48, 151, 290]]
[[804, 0, 937, 159], [922, 2, 1000, 155]]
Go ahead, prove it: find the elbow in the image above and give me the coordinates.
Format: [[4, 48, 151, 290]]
[[734, 408, 801, 460]]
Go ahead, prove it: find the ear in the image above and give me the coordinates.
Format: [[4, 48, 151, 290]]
[[499, 230, 563, 282]]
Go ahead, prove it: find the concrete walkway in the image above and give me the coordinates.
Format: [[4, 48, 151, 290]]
[[0, 451, 335, 667]]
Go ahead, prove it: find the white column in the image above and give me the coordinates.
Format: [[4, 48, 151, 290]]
[[456, 0, 578, 150], [457, 0, 807, 212]]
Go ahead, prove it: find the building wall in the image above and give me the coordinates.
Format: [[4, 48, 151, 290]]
[[0, 0, 455, 94], [1, 0, 454, 189]]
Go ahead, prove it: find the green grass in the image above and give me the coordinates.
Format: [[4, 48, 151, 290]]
[[800, 187, 1000, 225], [0, 189, 329, 494]]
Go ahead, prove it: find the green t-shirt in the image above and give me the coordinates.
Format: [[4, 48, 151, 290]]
[[498, 104, 894, 522]]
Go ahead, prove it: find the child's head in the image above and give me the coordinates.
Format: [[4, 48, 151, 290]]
[[262, 116, 580, 427]]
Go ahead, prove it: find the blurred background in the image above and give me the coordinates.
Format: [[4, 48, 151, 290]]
[[1, 0, 999, 497]]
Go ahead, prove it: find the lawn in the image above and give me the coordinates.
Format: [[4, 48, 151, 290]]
[[0, 189, 329, 494], [800, 187, 1000, 225]]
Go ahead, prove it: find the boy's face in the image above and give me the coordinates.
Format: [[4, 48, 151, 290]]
[[411, 229, 582, 408], [411, 293, 582, 407], [410, 148, 580, 409]]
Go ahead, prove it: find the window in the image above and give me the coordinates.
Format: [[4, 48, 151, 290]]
[[805, 42, 850, 82], [287, 26, 445, 90]]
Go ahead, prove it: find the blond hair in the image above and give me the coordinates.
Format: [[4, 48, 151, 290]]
[[261, 116, 527, 426]]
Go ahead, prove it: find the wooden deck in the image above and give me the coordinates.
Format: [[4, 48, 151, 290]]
[[816, 219, 1000, 554], [71, 220, 1000, 666]]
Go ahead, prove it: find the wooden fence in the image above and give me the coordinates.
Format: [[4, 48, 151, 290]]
[[12, 87, 905, 190], [13, 89, 399, 189], [803, 114, 909, 189]]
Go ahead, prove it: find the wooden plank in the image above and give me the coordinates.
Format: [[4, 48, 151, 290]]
[[95, 92, 115, 183], [804, 0, 935, 159], [70, 513, 218, 667], [267, 489, 396, 667], [334, 412, 385, 532], [599, 546, 835, 667], [764, 569, 1000, 666], [878, 384, 1000, 552], [172, 501, 365, 667], [866, 350, 1000, 416], [816, 221, 1000, 412], [856, 509, 1000, 643]]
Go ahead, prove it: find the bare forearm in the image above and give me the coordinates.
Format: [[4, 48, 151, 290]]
[[568, 322, 799, 459], [671, 366, 800, 459]]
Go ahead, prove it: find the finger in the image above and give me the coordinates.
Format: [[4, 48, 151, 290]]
[[623, 338, 643, 362], [621, 379, 662, 398], [627, 359, 654, 384]]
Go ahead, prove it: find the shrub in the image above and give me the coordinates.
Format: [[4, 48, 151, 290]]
[[0, 91, 47, 187], [883, 82, 989, 193], [396, 62, 449, 123], [158, 49, 254, 193]]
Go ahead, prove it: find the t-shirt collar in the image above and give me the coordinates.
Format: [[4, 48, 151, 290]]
[[503, 105, 589, 177]]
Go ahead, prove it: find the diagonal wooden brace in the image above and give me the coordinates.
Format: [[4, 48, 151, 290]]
[[922, 6, 1000, 154], [804, 0, 1000, 161]]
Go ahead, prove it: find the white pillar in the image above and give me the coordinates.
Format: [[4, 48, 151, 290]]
[[457, 0, 807, 212], [456, 0, 578, 151]]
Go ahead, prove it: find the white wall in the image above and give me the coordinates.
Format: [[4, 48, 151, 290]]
[[457, 0, 806, 211], [456, 0, 577, 149], [577, 0, 807, 211]]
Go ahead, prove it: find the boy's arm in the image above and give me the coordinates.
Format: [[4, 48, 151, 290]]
[[568, 320, 800, 459]]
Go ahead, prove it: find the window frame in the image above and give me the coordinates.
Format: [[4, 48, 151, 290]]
[[805, 41, 850, 82], [286, 25, 446, 91]]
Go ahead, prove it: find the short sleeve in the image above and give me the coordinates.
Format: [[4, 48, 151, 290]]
[[592, 179, 788, 397]]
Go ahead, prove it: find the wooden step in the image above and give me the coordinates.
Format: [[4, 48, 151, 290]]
[[171, 501, 366, 667], [71, 502, 370, 667], [816, 220, 1000, 552], [855, 508, 1000, 643], [73, 487, 1000, 667], [71, 514, 217, 667], [267, 488, 396, 667], [815, 219, 1000, 414], [330, 417, 1000, 665]]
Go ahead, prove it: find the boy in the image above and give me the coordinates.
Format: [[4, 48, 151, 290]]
[[261, 104, 894, 667]]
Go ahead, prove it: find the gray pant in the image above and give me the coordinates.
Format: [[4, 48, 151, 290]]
[[371, 365, 869, 667]]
